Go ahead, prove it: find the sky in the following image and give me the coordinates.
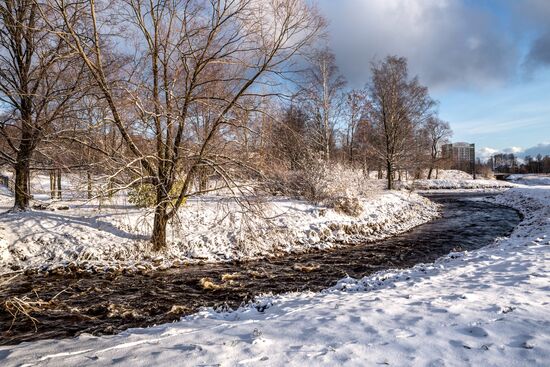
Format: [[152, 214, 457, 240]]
[[316, 0, 550, 160]]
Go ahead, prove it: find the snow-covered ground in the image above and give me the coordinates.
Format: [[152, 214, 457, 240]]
[[0, 186, 438, 275], [0, 186, 548, 366], [398, 178, 516, 190], [507, 174, 550, 186], [433, 169, 475, 180]]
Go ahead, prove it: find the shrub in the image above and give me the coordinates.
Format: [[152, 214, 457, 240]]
[[128, 181, 186, 208], [127, 184, 157, 208], [266, 159, 379, 215]]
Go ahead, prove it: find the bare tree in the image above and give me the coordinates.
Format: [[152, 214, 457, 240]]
[[424, 117, 452, 179], [366, 56, 435, 189], [0, 0, 84, 210], [301, 48, 346, 161], [343, 88, 368, 165], [269, 104, 310, 170], [46, 0, 324, 250]]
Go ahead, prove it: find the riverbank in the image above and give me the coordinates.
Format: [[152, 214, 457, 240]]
[[0, 194, 520, 345], [398, 178, 517, 190], [0, 189, 438, 275], [1, 186, 547, 366]]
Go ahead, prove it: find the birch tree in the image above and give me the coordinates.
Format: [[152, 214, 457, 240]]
[[301, 48, 346, 161]]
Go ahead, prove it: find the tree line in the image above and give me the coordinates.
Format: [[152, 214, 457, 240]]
[[489, 153, 550, 174], [0, 0, 453, 249]]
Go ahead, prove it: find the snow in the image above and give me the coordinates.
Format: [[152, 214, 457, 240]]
[[433, 169, 474, 180], [398, 178, 516, 190], [0, 187, 438, 275], [1, 186, 549, 366], [506, 174, 550, 186], [0, 171, 87, 201]]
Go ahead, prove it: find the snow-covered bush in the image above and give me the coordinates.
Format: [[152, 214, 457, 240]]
[[266, 160, 381, 209], [325, 195, 364, 216]]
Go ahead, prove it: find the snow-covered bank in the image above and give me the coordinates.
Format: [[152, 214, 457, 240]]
[[0, 190, 438, 275], [398, 178, 516, 190], [507, 174, 550, 186], [1, 187, 549, 366]]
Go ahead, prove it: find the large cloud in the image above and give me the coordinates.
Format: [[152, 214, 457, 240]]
[[522, 2, 550, 70], [316, 0, 517, 89], [526, 32, 550, 69], [507, 0, 550, 25], [504, 0, 550, 71]]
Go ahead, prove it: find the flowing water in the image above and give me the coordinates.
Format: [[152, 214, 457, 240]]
[[0, 193, 521, 345]]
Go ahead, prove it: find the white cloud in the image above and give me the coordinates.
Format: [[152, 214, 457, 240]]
[[503, 146, 525, 154], [477, 147, 500, 161]]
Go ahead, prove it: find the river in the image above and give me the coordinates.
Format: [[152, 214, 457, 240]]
[[0, 193, 521, 345]]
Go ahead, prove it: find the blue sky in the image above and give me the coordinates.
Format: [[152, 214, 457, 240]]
[[316, 0, 550, 160]]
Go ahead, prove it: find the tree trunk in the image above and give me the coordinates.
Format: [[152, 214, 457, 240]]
[[13, 148, 32, 210], [151, 201, 168, 251], [387, 160, 393, 190], [427, 166, 434, 179], [50, 170, 56, 199], [87, 171, 92, 199], [27, 172, 31, 198], [56, 169, 62, 199], [198, 168, 208, 192]]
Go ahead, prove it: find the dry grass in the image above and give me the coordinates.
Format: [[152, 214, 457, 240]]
[[0, 273, 21, 289], [3, 289, 66, 332], [199, 277, 222, 290]]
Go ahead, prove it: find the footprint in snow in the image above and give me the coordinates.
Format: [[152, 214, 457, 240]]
[[428, 359, 446, 367], [509, 334, 536, 350], [461, 326, 489, 338], [499, 305, 515, 314]]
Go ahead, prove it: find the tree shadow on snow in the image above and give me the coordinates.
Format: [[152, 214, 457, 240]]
[[0, 210, 148, 245]]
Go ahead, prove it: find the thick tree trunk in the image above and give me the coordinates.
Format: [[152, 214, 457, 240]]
[[151, 201, 168, 251], [13, 148, 32, 210]]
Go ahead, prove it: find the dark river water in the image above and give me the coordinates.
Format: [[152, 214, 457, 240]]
[[0, 193, 521, 345]]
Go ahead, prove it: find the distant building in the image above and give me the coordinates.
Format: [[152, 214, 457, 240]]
[[442, 142, 476, 178]]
